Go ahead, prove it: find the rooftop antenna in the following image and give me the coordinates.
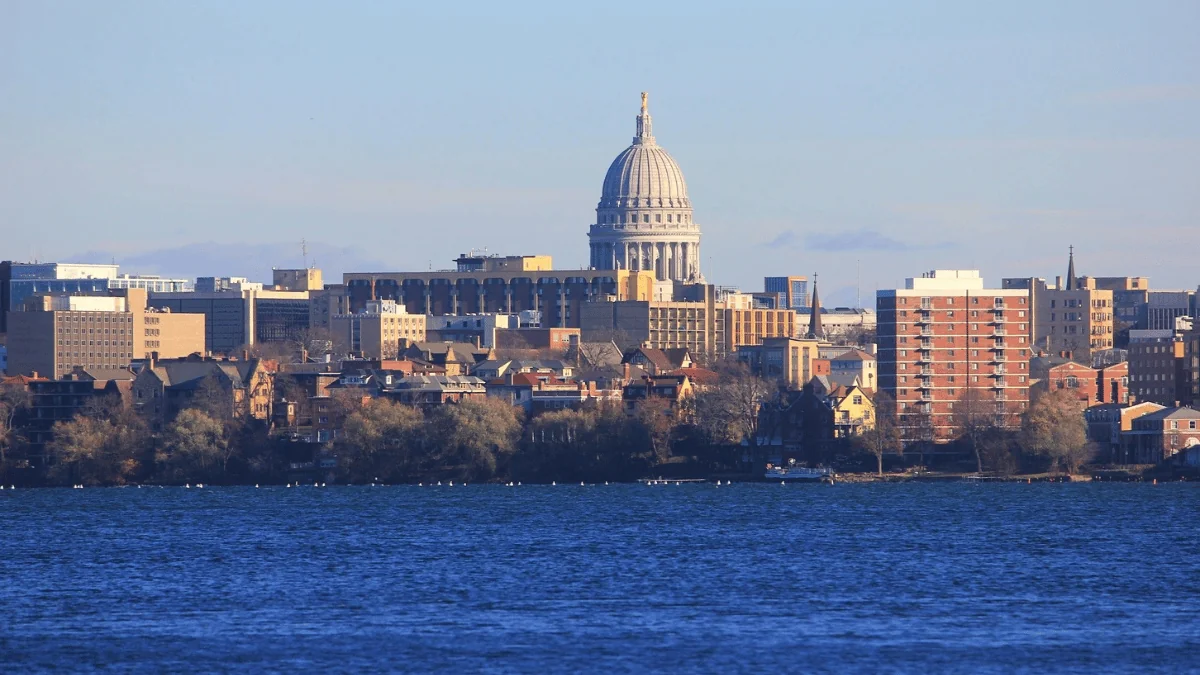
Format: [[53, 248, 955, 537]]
[[301, 239, 309, 269], [856, 259, 861, 309]]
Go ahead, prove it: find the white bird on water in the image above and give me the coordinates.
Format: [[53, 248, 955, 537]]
[[185, 484, 191, 489], [255, 484, 259, 488], [552, 481, 556, 486], [580, 482, 585, 486], [449, 481, 454, 487]]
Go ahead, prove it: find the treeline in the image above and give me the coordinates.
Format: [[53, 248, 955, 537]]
[[21, 374, 765, 486], [859, 388, 1092, 476]]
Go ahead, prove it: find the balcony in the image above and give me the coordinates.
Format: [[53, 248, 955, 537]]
[[992, 368, 1007, 376], [920, 368, 934, 376], [992, 353, 1008, 363], [992, 379, 1006, 388], [919, 341, 933, 350], [917, 380, 933, 390], [920, 393, 934, 402], [916, 354, 934, 364], [920, 328, 934, 337]]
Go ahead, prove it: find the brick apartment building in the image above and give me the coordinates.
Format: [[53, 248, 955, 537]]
[[877, 270, 1032, 444]]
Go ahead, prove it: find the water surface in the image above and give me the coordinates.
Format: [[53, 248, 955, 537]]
[[1, 483, 1197, 673]]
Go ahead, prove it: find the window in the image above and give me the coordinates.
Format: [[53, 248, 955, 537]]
[[643, 214, 650, 223], [853, 395, 863, 405]]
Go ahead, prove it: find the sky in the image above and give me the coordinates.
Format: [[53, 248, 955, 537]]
[[2, 1, 1198, 307]]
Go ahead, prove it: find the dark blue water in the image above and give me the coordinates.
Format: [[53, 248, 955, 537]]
[[1, 483, 1197, 673]]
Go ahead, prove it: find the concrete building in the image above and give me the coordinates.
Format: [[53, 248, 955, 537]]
[[1005, 250, 1115, 362], [1128, 329, 1187, 406], [272, 268, 323, 292], [6, 289, 205, 378], [877, 270, 1032, 444], [2, 262, 119, 334], [331, 300, 426, 360], [342, 257, 655, 330], [580, 283, 800, 360], [588, 93, 701, 282], [109, 274, 192, 293], [737, 337, 821, 389], [149, 288, 310, 355], [1146, 290, 1195, 331]]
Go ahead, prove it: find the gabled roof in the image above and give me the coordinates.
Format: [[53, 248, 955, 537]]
[[625, 347, 673, 372], [662, 348, 692, 368], [671, 367, 719, 386], [831, 348, 876, 363]]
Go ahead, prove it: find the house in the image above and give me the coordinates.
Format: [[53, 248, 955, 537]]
[[132, 353, 276, 428], [399, 342, 494, 376], [273, 369, 343, 443], [622, 372, 694, 407], [486, 372, 620, 414], [623, 347, 693, 376], [376, 375, 488, 407], [1120, 407, 1200, 464], [828, 348, 877, 390]]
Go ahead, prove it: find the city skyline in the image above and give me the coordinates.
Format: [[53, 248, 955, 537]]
[[3, 1, 1198, 303]]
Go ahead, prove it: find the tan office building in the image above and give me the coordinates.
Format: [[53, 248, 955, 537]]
[[7, 288, 205, 378], [332, 300, 427, 360]]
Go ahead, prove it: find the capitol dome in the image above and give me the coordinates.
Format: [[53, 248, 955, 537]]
[[588, 93, 702, 283], [599, 138, 690, 209]]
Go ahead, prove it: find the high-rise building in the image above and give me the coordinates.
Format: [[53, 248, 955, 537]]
[[6, 288, 205, 378], [587, 93, 701, 282], [877, 270, 1031, 444], [1004, 249, 1115, 362], [149, 287, 310, 355]]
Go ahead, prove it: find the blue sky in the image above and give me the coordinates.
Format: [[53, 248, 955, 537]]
[[2, 1, 1197, 305]]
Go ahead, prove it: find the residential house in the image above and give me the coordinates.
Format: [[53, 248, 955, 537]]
[[132, 354, 277, 428]]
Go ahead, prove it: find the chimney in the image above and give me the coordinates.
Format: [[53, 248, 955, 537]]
[[243, 349, 250, 362], [148, 351, 158, 369], [623, 362, 631, 382]]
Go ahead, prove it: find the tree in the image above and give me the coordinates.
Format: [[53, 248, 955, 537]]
[[337, 399, 425, 482], [0, 381, 32, 479], [46, 410, 149, 487], [633, 397, 678, 464], [855, 391, 902, 476], [156, 409, 228, 483], [1020, 389, 1090, 474], [953, 388, 1001, 473], [691, 362, 772, 447], [427, 398, 524, 481]]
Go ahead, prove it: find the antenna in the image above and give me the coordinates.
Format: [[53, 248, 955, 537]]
[[301, 239, 309, 269], [856, 259, 861, 309]]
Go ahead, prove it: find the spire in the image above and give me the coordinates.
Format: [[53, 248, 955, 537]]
[[807, 274, 823, 339], [1065, 245, 1077, 290], [634, 91, 654, 145]]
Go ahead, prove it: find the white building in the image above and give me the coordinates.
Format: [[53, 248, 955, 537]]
[[588, 93, 702, 282]]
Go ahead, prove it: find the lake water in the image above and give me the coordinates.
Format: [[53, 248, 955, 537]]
[[1, 483, 1197, 673]]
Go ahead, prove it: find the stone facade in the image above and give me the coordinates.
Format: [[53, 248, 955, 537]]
[[588, 93, 701, 282]]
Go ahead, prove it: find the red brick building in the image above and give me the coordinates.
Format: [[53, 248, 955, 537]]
[[877, 270, 1032, 444], [1041, 361, 1128, 406]]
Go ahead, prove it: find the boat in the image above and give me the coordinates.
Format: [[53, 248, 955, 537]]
[[765, 461, 832, 482]]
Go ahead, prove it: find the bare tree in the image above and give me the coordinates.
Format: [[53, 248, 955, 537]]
[[856, 391, 902, 476], [0, 381, 32, 479]]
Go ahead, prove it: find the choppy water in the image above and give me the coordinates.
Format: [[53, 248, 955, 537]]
[[1, 483, 1197, 673]]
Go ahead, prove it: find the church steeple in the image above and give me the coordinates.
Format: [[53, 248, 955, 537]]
[[634, 91, 654, 145], [1065, 245, 1077, 290], [807, 274, 823, 340]]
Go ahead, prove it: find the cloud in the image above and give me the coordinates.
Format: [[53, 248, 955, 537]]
[[764, 229, 955, 253]]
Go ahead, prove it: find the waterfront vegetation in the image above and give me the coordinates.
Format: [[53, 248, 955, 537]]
[[0, 372, 1121, 487]]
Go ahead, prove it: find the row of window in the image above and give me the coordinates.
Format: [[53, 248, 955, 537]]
[[602, 213, 691, 225]]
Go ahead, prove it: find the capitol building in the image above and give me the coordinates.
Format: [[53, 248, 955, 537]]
[[588, 93, 701, 283]]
